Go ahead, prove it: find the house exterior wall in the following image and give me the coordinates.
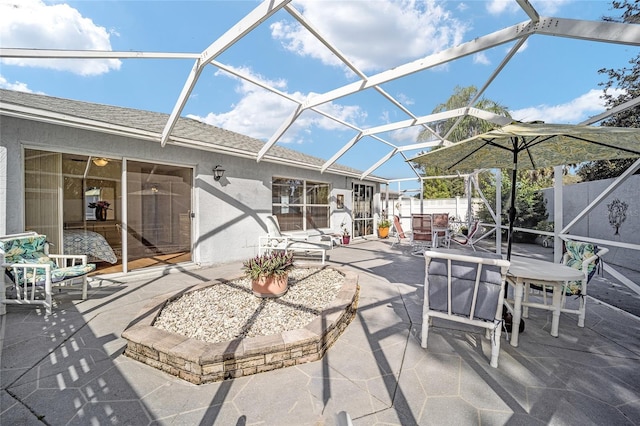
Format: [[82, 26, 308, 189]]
[[0, 116, 381, 267], [0, 145, 6, 235], [542, 175, 640, 272]]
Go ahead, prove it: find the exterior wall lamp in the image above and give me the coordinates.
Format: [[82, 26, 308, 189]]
[[92, 157, 109, 167], [213, 165, 225, 181]]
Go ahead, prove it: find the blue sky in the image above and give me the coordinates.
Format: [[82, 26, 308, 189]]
[[1, 0, 638, 188]]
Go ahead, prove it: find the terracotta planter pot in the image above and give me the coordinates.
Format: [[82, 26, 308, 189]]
[[378, 226, 390, 239], [252, 274, 289, 298], [342, 236, 350, 245]]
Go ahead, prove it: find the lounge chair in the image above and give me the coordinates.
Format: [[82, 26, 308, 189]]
[[449, 220, 480, 251], [258, 216, 331, 264], [391, 215, 412, 248], [422, 249, 510, 368]]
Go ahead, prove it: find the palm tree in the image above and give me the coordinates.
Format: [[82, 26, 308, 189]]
[[418, 85, 511, 144], [415, 86, 511, 198]]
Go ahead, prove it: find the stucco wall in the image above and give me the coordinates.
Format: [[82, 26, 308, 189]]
[[0, 145, 6, 235], [0, 116, 380, 267], [542, 175, 640, 271]]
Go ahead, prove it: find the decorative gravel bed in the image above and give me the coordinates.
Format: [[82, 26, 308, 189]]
[[122, 266, 359, 384], [153, 268, 345, 343]]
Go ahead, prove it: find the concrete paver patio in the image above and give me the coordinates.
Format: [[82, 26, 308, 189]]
[[2, 240, 640, 425]]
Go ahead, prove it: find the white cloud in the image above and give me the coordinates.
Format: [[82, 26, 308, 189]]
[[214, 65, 289, 96], [0, 0, 120, 75], [486, 0, 520, 16], [456, 3, 469, 13], [0, 75, 43, 93], [513, 39, 528, 54], [473, 52, 490, 65], [188, 66, 366, 143], [396, 93, 414, 106], [510, 88, 625, 124], [531, 0, 573, 15], [488, 0, 573, 16], [272, 0, 469, 73], [389, 126, 422, 144]]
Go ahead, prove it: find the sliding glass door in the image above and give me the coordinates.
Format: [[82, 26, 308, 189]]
[[24, 149, 193, 274], [126, 161, 192, 271]]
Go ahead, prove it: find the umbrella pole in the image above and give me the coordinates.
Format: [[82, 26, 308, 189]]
[[507, 166, 517, 261], [504, 150, 525, 335]]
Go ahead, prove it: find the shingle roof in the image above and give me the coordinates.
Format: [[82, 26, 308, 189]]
[[0, 89, 382, 181]]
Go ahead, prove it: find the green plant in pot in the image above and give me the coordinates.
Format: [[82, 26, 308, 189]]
[[243, 251, 295, 298], [378, 218, 392, 239]]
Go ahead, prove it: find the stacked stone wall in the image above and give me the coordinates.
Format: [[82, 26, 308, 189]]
[[122, 269, 359, 384]]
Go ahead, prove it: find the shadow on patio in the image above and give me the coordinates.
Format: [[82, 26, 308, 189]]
[[2, 240, 639, 425]]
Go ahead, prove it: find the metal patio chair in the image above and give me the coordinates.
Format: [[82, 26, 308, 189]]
[[449, 220, 480, 251], [411, 213, 433, 255]]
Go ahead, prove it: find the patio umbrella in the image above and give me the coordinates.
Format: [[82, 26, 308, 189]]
[[410, 121, 640, 260]]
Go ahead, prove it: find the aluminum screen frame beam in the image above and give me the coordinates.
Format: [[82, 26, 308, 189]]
[[160, 0, 293, 147]]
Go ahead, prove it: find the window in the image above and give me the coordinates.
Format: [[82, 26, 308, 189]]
[[272, 178, 330, 232]]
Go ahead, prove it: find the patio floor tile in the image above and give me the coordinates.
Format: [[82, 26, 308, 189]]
[[2, 240, 639, 425]]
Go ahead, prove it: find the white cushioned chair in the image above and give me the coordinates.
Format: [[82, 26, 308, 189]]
[[422, 249, 510, 368], [1, 232, 95, 315]]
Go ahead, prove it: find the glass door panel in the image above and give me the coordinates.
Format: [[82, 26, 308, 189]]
[[352, 183, 374, 237], [62, 154, 123, 273], [24, 149, 62, 250], [25, 150, 123, 272], [126, 161, 192, 270]]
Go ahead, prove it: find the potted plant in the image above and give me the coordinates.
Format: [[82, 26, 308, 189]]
[[341, 225, 351, 245], [88, 200, 110, 221], [242, 251, 295, 297], [378, 218, 392, 239]]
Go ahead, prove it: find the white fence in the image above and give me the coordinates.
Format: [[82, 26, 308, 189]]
[[387, 197, 482, 231]]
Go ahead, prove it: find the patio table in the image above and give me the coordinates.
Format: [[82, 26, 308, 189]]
[[504, 256, 583, 347]]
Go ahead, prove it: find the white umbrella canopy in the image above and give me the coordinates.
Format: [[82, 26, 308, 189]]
[[410, 121, 640, 260], [412, 122, 640, 173]]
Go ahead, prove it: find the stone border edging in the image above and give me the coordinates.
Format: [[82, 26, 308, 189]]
[[121, 267, 359, 384]]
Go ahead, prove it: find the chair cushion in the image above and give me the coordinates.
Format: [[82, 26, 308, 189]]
[[427, 254, 503, 321], [1, 235, 48, 264], [51, 264, 97, 283], [2, 234, 96, 285], [9, 263, 96, 286], [563, 240, 598, 295]]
